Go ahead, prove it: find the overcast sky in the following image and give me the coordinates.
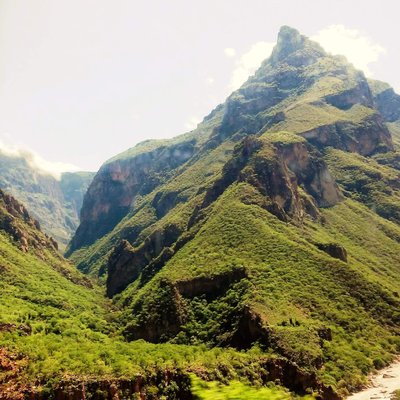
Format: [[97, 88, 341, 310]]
[[0, 0, 399, 173]]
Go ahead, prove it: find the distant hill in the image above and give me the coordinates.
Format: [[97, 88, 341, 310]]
[[0, 152, 94, 249]]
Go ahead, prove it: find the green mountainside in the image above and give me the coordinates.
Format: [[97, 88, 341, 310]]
[[64, 26, 400, 395], [1, 26, 400, 399], [0, 189, 326, 399], [0, 152, 94, 249]]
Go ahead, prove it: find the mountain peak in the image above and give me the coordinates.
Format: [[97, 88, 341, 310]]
[[270, 25, 325, 65], [278, 25, 302, 42]]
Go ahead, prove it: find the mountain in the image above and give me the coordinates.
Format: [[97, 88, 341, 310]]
[[369, 79, 400, 148], [0, 189, 328, 400], [0, 152, 94, 249], [66, 26, 400, 395]]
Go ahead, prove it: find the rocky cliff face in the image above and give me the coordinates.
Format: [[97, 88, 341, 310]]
[[70, 26, 399, 297], [370, 80, 400, 123], [68, 139, 196, 253], [0, 189, 58, 253], [369, 79, 400, 148], [203, 134, 342, 222], [300, 112, 392, 156]]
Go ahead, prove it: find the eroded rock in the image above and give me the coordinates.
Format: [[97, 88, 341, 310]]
[[175, 266, 247, 298], [69, 140, 195, 253], [0, 189, 58, 252], [106, 223, 183, 297], [316, 243, 347, 262]]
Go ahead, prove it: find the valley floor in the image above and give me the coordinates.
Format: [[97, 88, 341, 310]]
[[348, 359, 400, 400]]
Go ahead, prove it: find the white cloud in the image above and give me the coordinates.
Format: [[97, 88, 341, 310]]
[[224, 47, 237, 57], [0, 136, 81, 180], [312, 25, 386, 76], [184, 117, 201, 131], [229, 41, 275, 90]]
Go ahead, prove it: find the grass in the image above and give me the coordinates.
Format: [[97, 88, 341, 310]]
[[324, 148, 400, 224], [70, 132, 400, 396], [269, 103, 375, 135], [190, 375, 315, 400]]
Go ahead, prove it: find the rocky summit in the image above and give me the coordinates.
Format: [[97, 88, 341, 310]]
[[1, 26, 400, 399]]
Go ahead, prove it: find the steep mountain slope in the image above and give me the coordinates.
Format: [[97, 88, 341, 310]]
[[0, 190, 325, 399], [0, 152, 94, 249], [67, 26, 400, 394], [370, 79, 400, 148]]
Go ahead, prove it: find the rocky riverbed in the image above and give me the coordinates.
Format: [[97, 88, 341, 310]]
[[348, 359, 400, 400]]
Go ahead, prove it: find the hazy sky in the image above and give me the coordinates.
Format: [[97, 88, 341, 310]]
[[0, 0, 399, 172]]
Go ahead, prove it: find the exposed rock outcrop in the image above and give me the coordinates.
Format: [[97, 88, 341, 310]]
[[68, 140, 195, 254], [1, 367, 193, 400], [370, 80, 400, 123], [316, 243, 347, 262], [262, 358, 341, 400], [0, 348, 29, 400], [214, 26, 393, 160], [106, 240, 139, 297], [201, 135, 342, 224], [301, 113, 393, 156], [0, 323, 32, 336], [0, 189, 58, 252], [125, 269, 249, 343], [106, 223, 182, 297], [229, 305, 271, 349], [270, 26, 326, 66], [324, 78, 373, 111], [175, 267, 247, 299], [125, 278, 187, 342]]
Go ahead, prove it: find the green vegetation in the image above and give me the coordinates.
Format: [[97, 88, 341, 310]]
[[121, 182, 399, 391], [388, 121, 400, 148], [3, 26, 400, 398], [269, 103, 375, 135], [325, 148, 400, 223], [191, 375, 314, 400], [0, 192, 302, 397]]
